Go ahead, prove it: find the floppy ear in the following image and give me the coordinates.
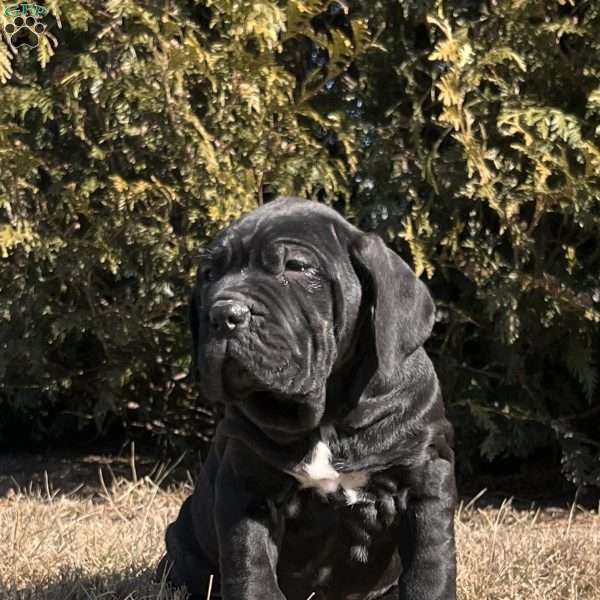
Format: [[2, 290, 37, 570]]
[[351, 233, 435, 382]]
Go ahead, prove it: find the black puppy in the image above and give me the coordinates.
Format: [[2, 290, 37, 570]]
[[158, 197, 456, 600]]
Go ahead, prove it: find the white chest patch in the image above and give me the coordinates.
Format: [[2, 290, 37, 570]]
[[288, 440, 369, 505]]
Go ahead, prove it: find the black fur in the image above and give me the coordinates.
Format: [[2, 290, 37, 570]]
[[158, 197, 456, 600]]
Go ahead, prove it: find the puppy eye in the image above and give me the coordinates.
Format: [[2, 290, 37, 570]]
[[285, 259, 311, 272]]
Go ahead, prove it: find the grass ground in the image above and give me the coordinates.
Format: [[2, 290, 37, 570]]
[[0, 456, 598, 600]]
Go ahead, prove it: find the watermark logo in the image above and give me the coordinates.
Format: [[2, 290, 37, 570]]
[[3, 3, 48, 49]]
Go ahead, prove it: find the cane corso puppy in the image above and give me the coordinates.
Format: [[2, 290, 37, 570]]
[[158, 197, 456, 600]]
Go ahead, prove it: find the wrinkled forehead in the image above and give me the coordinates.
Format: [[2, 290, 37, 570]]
[[207, 200, 357, 259]]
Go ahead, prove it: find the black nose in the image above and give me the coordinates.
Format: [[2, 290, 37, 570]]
[[209, 300, 250, 335]]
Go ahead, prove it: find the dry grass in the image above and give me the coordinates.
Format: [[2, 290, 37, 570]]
[[0, 465, 599, 600], [457, 496, 600, 600]]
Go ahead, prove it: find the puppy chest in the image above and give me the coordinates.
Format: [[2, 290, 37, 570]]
[[288, 440, 369, 504]]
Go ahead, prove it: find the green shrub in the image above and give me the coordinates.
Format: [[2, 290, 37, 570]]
[[0, 0, 371, 449], [0, 0, 598, 488], [345, 0, 600, 488]]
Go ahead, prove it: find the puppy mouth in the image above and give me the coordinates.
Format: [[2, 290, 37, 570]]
[[200, 315, 325, 404], [222, 345, 299, 396], [221, 334, 302, 389], [221, 358, 264, 393], [200, 328, 326, 435]]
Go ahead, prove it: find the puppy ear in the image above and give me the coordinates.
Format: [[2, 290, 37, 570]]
[[189, 289, 200, 380], [351, 233, 435, 381]]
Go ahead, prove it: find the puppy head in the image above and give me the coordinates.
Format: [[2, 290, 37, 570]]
[[190, 197, 434, 437]]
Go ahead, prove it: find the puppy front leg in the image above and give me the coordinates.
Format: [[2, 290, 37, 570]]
[[398, 458, 457, 600], [215, 441, 287, 600]]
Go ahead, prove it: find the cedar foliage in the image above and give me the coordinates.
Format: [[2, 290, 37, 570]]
[[0, 0, 598, 488]]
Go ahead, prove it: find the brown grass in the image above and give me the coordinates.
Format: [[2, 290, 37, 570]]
[[0, 466, 598, 600]]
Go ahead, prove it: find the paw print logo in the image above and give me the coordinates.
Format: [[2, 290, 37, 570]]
[[4, 15, 46, 49]]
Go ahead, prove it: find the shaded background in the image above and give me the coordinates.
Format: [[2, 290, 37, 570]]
[[0, 0, 599, 497]]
